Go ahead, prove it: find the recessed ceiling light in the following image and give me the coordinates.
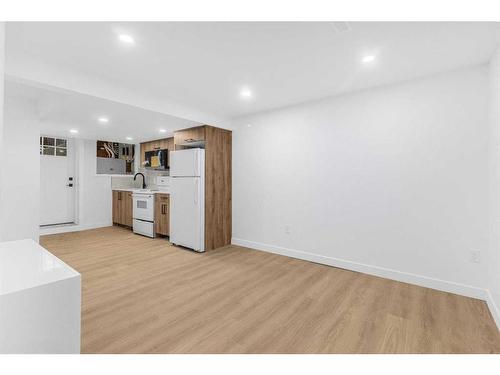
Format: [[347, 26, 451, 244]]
[[240, 88, 253, 99], [118, 34, 135, 44], [159, 129, 167, 133], [70, 129, 78, 134], [98, 117, 109, 123], [362, 55, 376, 64], [247, 124, 252, 128], [126, 137, 133, 141]]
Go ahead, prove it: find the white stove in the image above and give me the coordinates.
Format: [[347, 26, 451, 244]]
[[131, 176, 170, 238], [132, 191, 155, 238]]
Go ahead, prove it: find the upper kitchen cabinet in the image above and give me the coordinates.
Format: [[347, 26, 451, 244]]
[[166, 138, 174, 168], [140, 137, 174, 170], [174, 126, 206, 149]]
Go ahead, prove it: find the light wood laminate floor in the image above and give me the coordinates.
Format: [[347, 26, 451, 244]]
[[40, 226, 500, 354]]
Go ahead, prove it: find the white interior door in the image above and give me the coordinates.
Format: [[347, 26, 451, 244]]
[[170, 177, 202, 251], [40, 137, 76, 226]]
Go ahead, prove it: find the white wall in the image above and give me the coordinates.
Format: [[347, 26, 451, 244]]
[[0, 22, 5, 242], [232, 66, 490, 299], [0, 94, 40, 242], [488, 47, 500, 328], [75, 139, 112, 229]]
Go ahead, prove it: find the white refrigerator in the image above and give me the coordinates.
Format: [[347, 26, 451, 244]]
[[170, 148, 205, 252]]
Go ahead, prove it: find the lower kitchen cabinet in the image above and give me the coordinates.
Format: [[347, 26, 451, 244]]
[[155, 193, 170, 236], [112, 190, 133, 227], [113, 190, 169, 235], [124, 192, 133, 227]]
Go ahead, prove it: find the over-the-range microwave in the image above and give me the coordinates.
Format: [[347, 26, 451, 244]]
[[144, 149, 168, 170]]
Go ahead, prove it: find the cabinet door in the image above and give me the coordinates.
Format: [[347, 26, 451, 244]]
[[174, 126, 206, 149], [166, 137, 174, 168], [159, 138, 168, 150], [189, 127, 206, 141], [124, 192, 133, 227], [166, 137, 174, 150], [112, 191, 118, 224], [112, 190, 123, 224], [155, 194, 170, 236], [119, 191, 126, 225], [140, 142, 150, 168], [144, 141, 151, 152], [151, 140, 162, 150]]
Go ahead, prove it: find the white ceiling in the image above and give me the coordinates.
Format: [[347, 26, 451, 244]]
[[6, 22, 500, 120], [5, 79, 199, 142]]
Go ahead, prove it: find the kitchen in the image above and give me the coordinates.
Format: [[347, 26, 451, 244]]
[[1, 79, 233, 353], [110, 125, 232, 252]]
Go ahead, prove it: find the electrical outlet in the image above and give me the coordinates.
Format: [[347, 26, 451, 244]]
[[470, 250, 481, 263], [285, 225, 291, 235]]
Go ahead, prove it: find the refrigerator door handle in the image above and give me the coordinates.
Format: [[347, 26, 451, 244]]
[[194, 149, 198, 176], [194, 179, 198, 205]]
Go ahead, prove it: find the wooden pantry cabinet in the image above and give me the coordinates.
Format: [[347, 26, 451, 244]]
[[173, 125, 232, 251], [112, 190, 133, 227]]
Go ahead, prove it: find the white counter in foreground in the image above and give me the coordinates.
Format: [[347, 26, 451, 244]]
[[0, 239, 81, 353]]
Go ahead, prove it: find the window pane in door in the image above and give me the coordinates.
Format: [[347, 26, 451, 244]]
[[55, 147, 67, 157], [56, 138, 67, 148], [43, 137, 55, 146], [42, 146, 55, 155]]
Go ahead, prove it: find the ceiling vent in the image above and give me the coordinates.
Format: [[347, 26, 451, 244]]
[[330, 22, 352, 34]]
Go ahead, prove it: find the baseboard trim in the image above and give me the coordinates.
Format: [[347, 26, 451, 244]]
[[485, 290, 500, 331], [231, 238, 488, 301], [40, 222, 112, 235]]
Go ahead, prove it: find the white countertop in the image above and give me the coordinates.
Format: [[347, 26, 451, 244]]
[[0, 239, 80, 296], [113, 188, 170, 194]]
